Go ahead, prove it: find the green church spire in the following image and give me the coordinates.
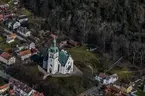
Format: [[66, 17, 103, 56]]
[[49, 37, 59, 53]]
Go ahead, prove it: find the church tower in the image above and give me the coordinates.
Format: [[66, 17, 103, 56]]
[[47, 38, 59, 74]]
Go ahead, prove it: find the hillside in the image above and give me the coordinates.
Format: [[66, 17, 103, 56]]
[[20, 0, 145, 68]]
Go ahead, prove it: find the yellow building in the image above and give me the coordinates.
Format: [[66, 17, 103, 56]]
[[121, 84, 133, 93]]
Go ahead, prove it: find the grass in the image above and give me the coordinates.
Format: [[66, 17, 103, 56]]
[[0, 78, 6, 86], [1, 0, 10, 3], [0, 36, 3, 41], [110, 67, 132, 80], [67, 46, 100, 69], [0, 40, 19, 50], [0, 42, 11, 49], [23, 9, 32, 16], [136, 88, 145, 96], [25, 64, 40, 75]]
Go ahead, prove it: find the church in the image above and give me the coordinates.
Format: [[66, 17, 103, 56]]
[[42, 38, 74, 74]]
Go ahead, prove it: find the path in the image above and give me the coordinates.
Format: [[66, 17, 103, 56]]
[[0, 70, 11, 80]]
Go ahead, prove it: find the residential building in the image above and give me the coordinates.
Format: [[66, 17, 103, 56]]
[[0, 4, 9, 11], [0, 50, 16, 65], [17, 15, 28, 23], [12, 0, 19, 5], [0, 14, 4, 21], [17, 26, 31, 37], [32, 92, 44, 96], [105, 85, 128, 96], [9, 78, 44, 96], [29, 42, 36, 49], [9, 21, 20, 30], [49, 33, 57, 39], [0, 78, 9, 94], [17, 49, 32, 60], [120, 83, 133, 93], [4, 20, 21, 30], [59, 41, 68, 48], [95, 73, 118, 85], [6, 33, 16, 43], [67, 39, 80, 47], [42, 38, 74, 74], [15, 43, 29, 53], [0, 84, 9, 94]]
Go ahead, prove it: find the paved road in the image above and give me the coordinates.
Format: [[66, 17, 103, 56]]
[[78, 84, 103, 96]]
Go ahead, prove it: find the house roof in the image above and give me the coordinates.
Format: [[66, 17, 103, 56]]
[[50, 33, 57, 38], [9, 78, 33, 94], [19, 50, 31, 56], [99, 73, 106, 78], [31, 48, 38, 53], [0, 52, 12, 60], [17, 26, 30, 34], [18, 15, 28, 20], [0, 84, 9, 90], [32, 92, 44, 96], [8, 33, 16, 39], [58, 50, 69, 66]]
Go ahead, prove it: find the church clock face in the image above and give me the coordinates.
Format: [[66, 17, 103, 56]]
[[50, 54, 53, 58]]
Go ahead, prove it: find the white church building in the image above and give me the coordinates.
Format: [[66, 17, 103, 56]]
[[42, 38, 74, 74]]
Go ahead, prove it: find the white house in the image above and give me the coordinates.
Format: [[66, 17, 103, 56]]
[[9, 78, 44, 96], [17, 15, 28, 23], [15, 43, 29, 53], [0, 51, 16, 65], [7, 21, 21, 30], [95, 73, 118, 85], [42, 38, 74, 74], [17, 49, 32, 60], [17, 27, 31, 37], [6, 33, 16, 43], [9, 78, 42, 96]]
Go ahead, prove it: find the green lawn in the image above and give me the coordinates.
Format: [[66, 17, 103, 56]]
[[136, 88, 145, 96], [109, 67, 132, 80], [23, 9, 32, 16], [26, 65, 40, 75], [0, 36, 3, 41], [67, 46, 101, 69], [0, 78, 6, 86], [1, 0, 10, 3], [0, 42, 11, 49]]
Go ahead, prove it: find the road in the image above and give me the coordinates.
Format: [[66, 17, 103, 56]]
[[78, 84, 103, 96]]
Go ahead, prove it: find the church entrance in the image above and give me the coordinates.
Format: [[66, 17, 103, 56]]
[[49, 68, 52, 73]]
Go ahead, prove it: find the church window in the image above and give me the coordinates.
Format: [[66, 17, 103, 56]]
[[67, 65, 71, 71], [50, 64, 52, 67], [50, 54, 53, 58]]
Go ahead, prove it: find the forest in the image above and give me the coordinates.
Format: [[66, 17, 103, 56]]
[[20, 0, 145, 72]]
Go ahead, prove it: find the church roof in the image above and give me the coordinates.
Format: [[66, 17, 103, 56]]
[[59, 50, 69, 66]]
